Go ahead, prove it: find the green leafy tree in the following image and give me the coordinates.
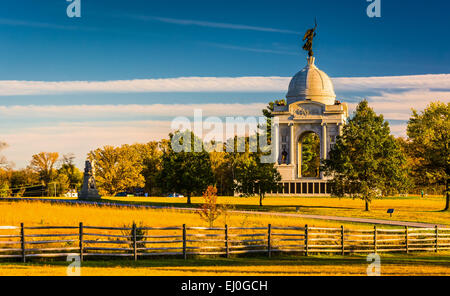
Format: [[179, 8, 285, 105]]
[[324, 100, 408, 211], [0, 167, 11, 198], [88, 145, 145, 196], [261, 99, 286, 142], [300, 133, 320, 177], [0, 182, 10, 198], [10, 168, 40, 189], [130, 141, 164, 196], [50, 174, 70, 197], [210, 147, 234, 196], [158, 131, 214, 204], [407, 102, 450, 210], [58, 153, 83, 190], [234, 150, 281, 207]]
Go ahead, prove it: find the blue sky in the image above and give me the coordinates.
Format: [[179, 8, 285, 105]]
[[0, 0, 449, 168], [2, 0, 450, 81]]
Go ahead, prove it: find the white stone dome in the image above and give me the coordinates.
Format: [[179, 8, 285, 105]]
[[286, 57, 336, 105]]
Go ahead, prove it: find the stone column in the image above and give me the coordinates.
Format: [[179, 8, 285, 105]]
[[290, 123, 295, 165], [274, 120, 280, 164], [338, 123, 343, 136], [321, 123, 327, 179], [322, 123, 327, 160]]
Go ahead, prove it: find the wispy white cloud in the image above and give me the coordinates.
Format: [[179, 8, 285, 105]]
[[1, 74, 449, 96], [346, 89, 450, 120], [334, 74, 450, 91], [0, 77, 288, 96], [344, 88, 450, 138], [126, 15, 298, 34]]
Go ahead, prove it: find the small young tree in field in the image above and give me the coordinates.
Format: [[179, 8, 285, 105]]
[[122, 221, 147, 250], [324, 100, 408, 211], [198, 186, 221, 228]]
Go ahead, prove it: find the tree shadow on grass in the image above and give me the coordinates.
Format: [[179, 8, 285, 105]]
[[4, 253, 450, 269]]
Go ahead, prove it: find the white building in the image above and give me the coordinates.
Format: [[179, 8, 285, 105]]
[[272, 56, 348, 195]]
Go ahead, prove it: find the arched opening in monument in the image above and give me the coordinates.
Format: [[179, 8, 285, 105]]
[[298, 132, 320, 178]]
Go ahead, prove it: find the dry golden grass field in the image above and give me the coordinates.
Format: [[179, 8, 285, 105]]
[[0, 197, 448, 276], [7, 195, 449, 226], [0, 199, 377, 229], [2, 197, 438, 229], [105, 195, 449, 226]]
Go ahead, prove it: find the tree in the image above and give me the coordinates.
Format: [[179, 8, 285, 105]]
[[261, 99, 286, 142], [10, 168, 40, 189], [29, 152, 59, 189], [158, 131, 214, 204], [395, 137, 415, 191], [0, 182, 10, 197], [51, 173, 70, 197], [407, 102, 450, 210], [300, 133, 320, 177], [234, 151, 281, 207], [88, 145, 145, 196], [198, 186, 221, 227], [130, 142, 164, 196], [58, 153, 83, 190], [209, 147, 234, 196], [324, 100, 408, 211]]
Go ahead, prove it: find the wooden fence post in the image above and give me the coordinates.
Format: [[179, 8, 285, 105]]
[[79, 222, 84, 262], [405, 226, 409, 254], [20, 223, 25, 263], [132, 222, 137, 261], [373, 226, 377, 254], [435, 225, 439, 253], [8, 222, 449, 261], [305, 224, 309, 256], [225, 224, 229, 258], [182, 224, 187, 260]]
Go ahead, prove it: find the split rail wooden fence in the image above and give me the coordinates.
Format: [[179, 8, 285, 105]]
[[0, 223, 449, 262]]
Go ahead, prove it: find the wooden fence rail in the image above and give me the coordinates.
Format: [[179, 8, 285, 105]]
[[0, 223, 449, 261]]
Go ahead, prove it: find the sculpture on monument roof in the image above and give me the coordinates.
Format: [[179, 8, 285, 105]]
[[302, 19, 317, 57]]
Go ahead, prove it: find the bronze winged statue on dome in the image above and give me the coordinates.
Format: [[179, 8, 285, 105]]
[[302, 19, 317, 57]]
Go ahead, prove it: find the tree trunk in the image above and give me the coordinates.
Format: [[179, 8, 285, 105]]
[[187, 194, 191, 205], [259, 194, 263, 207], [445, 192, 449, 211], [365, 199, 370, 211]]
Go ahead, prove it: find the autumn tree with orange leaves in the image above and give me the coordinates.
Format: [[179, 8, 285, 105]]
[[198, 186, 221, 228]]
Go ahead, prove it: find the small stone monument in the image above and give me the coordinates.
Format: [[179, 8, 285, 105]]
[[79, 160, 101, 200]]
